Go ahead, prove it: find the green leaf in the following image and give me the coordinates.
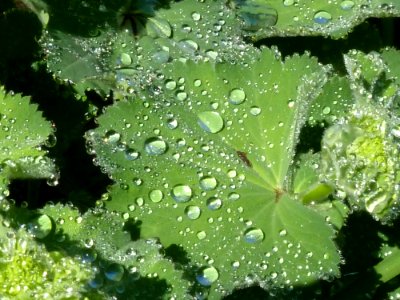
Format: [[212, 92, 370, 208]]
[[231, 0, 400, 40], [0, 86, 57, 198], [321, 50, 400, 222], [40, 204, 192, 299], [86, 48, 340, 297]]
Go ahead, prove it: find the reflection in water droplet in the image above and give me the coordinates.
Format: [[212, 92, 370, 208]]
[[198, 111, 224, 133], [229, 89, 246, 105], [340, 0, 355, 10], [250, 106, 261, 116], [196, 266, 219, 286], [207, 197, 222, 210], [105, 263, 124, 281], [185, 205, 201, 219], [176, 91, 188, 101], [228, 192, 240, 201], [167, 118, 178, 129], [149, 190, 163, 203], [172, 185, 193, 203], [144, 137, 167, 155], [243, 227, 265, 243], [200, 176, 218, 191], [191, 12, 201, 21], [313, 11, 332, 24]]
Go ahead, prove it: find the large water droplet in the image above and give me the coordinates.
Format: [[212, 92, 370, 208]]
[[185, 205, 201, 219], [313, 11, 332, 24], [200, 176, 218, 191], [149, 189, 163, 203], [104, 130, 121, 144], [125, 148, 140, 160], [165, 80, 177, 90], [229, 89, 246, 105], [27, 214, 53, 239], [198, 111, 224, 133], [238, 3, 278, 31], [250, 106, 261, 116], [196, 266, 219, 286], [243, 227, 265, 243], [105, 263, 124, 281], [147, 17, 172, 38], [172, 185, 193, 203], [120, 53, 132, 66], [145, 137, 167, 155]]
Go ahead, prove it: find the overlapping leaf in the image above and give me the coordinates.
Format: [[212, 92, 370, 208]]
[[0, 86, 56, 198], [86, 48, 340, 297], [231, 0, 400, 40]]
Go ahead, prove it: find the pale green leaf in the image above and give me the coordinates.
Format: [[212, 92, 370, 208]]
[[86, 48, 340, 297]]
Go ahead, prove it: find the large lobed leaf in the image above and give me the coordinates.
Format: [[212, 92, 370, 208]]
[[86, 48, 340, 298]]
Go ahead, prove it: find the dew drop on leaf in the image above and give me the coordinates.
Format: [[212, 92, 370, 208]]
[[165, 80, 177, 90], [228, 192, 240, 201], [283, 0, 294, 6], [176, 91, 188, 101], [313, 11, 332, 24], [104, 130, 121, 144], [185, 205, 201, 220], [197, 111, 224, 133], [125, 148, 140, 160], [120, 53, 132, 66], [250, 106, 261, 116], [196, 266, 219, 286], [27, 214, 53, 239], [144, 137, 168, 155], [243, 227, 265, 243], [105, 263, 124, 281], [228, 88, 246, 105], [340, 0, 355, 10], [149, 189, 164, 203], [206, 197, 223, 210], [200, 176, 218, 191], [191, 12, 201, 21], [172, 184, 193, 203], [167, 118, 178, 129], [197, 231, 207, 240]]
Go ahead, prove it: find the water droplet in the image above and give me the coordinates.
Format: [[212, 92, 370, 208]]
[[197, 231, 207, 240], [136, 197, 144, 206], [172, 185, 193, 203], [229, 89, 246, 105], [194, 79, 202, 87], [228, 192, 240, 201], [250, 106, 261, 116], [165, 80, 177, 90], [104, 130, 121, 143], [147, 17, 172, 38], [232, 261, 240, 268], [105, 263, 124, 281], [340, 0, 355, 10], [322, 106, 331, 115], [125, 148, 140, 160], [200, 176, 218, 191], [207, 197, 222, 210], [176, 91, 188, 101], [185, 205, 201, 220], [145, 137, 167, 155], [167, 118, 178, 129], [238, 3, 278, 31], [243, 227, 265, 243], [27, 214, 53, 239], [198, 111, 224, 133], [283, 0, 294, 6], [191, 12, 201, 21], [313, 11, 332, 24], [149, 189, 163, 203], [82, 249, 97, 263], [279, 229, 287, 237], [120, 53, 132, 66], [196, 266, 219, 286]]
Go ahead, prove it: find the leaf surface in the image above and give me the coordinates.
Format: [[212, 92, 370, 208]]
[[86, 48, 340, 297]]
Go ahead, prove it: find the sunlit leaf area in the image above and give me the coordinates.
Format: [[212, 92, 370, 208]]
[[1, 0, 400, 299]]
